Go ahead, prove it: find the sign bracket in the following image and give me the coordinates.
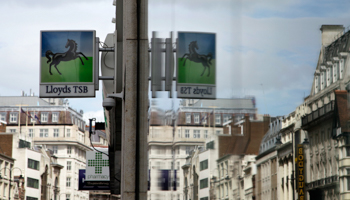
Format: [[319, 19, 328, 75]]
[[98, 46, 115, 81], [107, 92, 124, 100]]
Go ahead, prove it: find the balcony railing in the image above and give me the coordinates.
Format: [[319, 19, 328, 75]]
[[306, 175, 338, 190], [302, 101, 334, 126]]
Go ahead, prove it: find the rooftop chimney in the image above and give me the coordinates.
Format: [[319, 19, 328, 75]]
[[320, 25, 344, 47]]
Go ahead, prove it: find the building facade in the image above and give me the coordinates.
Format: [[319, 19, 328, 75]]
[[255, 117, 282, 200], [0, 96, 91, 200], [148, 98, 258, 200], [0, 152, 18, 200], [300, 25, 350, 200]]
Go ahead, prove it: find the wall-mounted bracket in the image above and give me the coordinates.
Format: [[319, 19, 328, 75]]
[[99, 47, 115, 52], [107, 92, 124, 100]]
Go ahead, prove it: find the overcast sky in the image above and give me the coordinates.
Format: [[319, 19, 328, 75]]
[[1, 1, 350, 123]]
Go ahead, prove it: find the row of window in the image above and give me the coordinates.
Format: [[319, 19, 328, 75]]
[[314, 59, 344, 94], [151, 161, 182, 170], [182, 129, 209, 138], [26, 128, 71, 138], [0, 112, 85, 130], [28, 129, 85, 144], [66, 160, 86, 172], [152, 146, 196, 156], [49, 146, 86, 160], [186, 113, 232, 125], [0, 112, 60, 123]]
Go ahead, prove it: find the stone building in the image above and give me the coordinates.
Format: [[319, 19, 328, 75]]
[[332, 90, 350, 200], [181, 108, 269, 200], [0, 131, 64, 200], [0, 141, 18, 200], [300, 24, 350, 200], [148, 98, 258, 200], [0, 95, 91, 200], [255, 116, 283, 200]]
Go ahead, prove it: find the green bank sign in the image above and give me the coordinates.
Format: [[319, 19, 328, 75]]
[[39, 30, 96, 97], [177, 32, 216, 99]]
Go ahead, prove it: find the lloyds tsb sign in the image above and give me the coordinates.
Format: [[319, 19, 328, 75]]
[[39, 30, 96, 98], [297, 144, 305, 200]]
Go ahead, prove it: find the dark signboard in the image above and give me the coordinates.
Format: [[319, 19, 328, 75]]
[[297, 144, 305, 200], [79, 169, 110, 190]]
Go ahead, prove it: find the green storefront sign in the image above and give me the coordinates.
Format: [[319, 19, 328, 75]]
[[40, 30, 96, 97]]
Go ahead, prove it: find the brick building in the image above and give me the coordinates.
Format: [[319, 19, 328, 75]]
[[219, 114, 270, 158]]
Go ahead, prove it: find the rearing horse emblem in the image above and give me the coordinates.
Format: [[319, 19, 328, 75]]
[[181, 41, 213, 76], [45, 39, 88, 75]]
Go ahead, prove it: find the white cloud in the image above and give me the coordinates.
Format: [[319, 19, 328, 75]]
[[2, 0, 350, 118], [83, 110, 105, 124], [148, 1, 350, 116]]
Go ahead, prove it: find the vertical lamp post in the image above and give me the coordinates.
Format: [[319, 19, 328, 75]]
[[0, 167, 24, 200]]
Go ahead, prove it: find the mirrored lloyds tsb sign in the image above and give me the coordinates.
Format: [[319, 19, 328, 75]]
[[177, 32, 216, 99]]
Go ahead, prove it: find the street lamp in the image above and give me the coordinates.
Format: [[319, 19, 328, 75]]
[[0, 167, 24, 200], [275, 136, 282, 146], [302, 138, 310, 146]]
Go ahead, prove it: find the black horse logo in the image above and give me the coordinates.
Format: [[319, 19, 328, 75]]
[[181, 41, 213, 76], [45, 39, 88, 75]]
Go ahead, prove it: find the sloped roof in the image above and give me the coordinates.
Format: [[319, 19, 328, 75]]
[[218, 115, 270, 158], [259, 116, 283, 154], [189, 98, 255, 109], [0, 96, 51, 106], [91, 130, 107, 143], [334, 90, 350, 133]]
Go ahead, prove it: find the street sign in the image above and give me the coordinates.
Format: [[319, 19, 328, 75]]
[[86, 151, 110, 181], [177, 32, 216, 99], [39, 30, 96, 97]]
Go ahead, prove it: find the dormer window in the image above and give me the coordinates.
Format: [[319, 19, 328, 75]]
[[194, 114, 200, 124], [186, 113, 191, 124], [41, 113, 48, 123], [10, 112, 18, 123], [52, 112, 59, 122], [215, 114, 221, 125]]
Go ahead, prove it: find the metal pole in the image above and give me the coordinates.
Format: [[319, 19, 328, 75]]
[[292, 133, 295, 200], [292, 170, 295, 200], [9, 169, 11, 200]]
